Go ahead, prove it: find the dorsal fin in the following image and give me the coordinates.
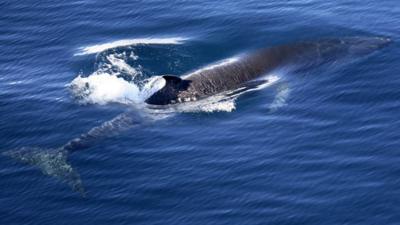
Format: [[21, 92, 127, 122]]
[[162, 75, 190, 89], [145, 75, 190, 105], [162, 75, 182, 84]]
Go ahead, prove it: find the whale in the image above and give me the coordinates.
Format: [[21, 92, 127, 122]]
[[2, 36, 391, 195], [145, 36, 392, 105]]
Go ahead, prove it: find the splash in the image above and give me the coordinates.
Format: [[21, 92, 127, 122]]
[[75, 37, 188, 56], [70, 43, 168, 105], [106, 54, 139, 77], [70, 37, 191, 105], [69, 73, 141, 105]]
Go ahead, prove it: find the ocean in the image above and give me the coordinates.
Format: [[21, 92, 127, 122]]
[[1, 0, 399, 224]]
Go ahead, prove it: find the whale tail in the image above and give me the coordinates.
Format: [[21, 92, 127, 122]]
[[2, 112, 143, 196], [2, 147, 85, 196]]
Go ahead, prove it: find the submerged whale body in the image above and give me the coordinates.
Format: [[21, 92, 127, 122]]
[[145, 36, 391, 105], [2, 36, 391, 195]]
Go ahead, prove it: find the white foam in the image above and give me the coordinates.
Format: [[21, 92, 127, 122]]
[[194, 99, 236, 113], [69, 70, 168, 106], [175, 95, 237, 113], [69, 73, 141, 105], [75, 37, 187, 55], [106, 54, 139, 77]]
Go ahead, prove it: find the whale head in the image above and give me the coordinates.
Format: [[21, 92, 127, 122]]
[[145, 75, 190, 105]]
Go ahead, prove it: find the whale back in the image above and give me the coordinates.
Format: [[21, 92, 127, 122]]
[[180, 37, 391, 99], [178, 42, 317, 98], [145, 37, 391, 105]]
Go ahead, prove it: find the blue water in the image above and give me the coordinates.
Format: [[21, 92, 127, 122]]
[[1, 0, 400, 224]]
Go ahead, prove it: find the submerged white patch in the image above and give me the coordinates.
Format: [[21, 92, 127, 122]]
[[256, 74, 280, 90], [75, 37, 187, 55], [270, 83, 290, 112]]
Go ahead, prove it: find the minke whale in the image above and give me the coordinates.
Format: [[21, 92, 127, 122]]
[[145, 36, 391, 105], [2, 36, 391, 195]]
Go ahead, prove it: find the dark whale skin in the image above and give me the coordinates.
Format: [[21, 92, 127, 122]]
[[146, 37, 391, 105]]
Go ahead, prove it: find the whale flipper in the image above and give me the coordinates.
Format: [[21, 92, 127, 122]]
[[2, 147, 85, 196]]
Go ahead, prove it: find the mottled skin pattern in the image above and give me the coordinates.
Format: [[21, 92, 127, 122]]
[[146, 37, 391, 105]]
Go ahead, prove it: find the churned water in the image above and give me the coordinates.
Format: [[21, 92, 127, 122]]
[[1, 0, 399, 224]]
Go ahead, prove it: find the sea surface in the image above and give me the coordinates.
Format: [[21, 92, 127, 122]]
[[1, 1, 399, 224]]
